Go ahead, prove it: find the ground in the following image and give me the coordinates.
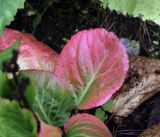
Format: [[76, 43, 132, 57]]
[[8, 0, 160, 136]]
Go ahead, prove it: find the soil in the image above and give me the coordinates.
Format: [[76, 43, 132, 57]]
[[8, 0, 160, 136]]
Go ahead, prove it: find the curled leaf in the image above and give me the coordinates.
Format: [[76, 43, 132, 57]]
[[64, 113, 112, 137], [110, 56, 160, 120], [0, 28, 58, 71], [111, 73, 160, 118], [54, 28, 128, 109], [138, 122, 160, 137]]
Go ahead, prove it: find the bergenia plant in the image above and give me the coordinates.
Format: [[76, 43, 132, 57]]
[[0, 28, 129, 137], [0, 0, 25, 34], [0, 28, 58, 72]]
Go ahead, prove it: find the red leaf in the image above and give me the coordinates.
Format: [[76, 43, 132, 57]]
[[54, 28, 129, 109], [64, 113, 112, 137], [39, 120, 62, 137], [0, 28, 58, 72]]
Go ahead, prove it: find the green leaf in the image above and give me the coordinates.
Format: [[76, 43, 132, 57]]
[[24, 80, 36, 107], [0, 72, 36, 107], [102, 99, 113, 111], [18, 73, 37, 107], [0, 71, 8, 95], [0, 71, 13, 97], [95, 108, 107, 121], [0, 0, 25, 34], [32, 14, 42, 32], [99, 0, 160, 25], [20, 70, 75, 127], [0, 99, 37, 137], [0, 39, 20, 70]]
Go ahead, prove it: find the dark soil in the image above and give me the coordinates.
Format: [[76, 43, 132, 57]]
[[8, 0, 160, 136], [106, 93, 160, 137]]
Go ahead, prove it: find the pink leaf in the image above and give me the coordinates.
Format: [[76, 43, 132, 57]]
[[64, 113, 112, 137], [0, 28, 58, 72], [54, 28, 129, 109], [39, 120, 62, 137]]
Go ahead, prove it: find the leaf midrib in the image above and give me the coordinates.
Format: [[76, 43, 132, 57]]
[[76, 53, 108, 107]]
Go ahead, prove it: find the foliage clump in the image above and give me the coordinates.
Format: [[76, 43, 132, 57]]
[[99, 0, 160, 25]]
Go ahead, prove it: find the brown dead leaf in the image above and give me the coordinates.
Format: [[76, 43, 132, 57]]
[[109, 56, 160, 122], [138, 122, 160, 137]]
